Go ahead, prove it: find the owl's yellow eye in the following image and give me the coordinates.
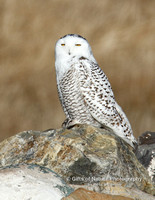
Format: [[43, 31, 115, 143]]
[[75, 44, 81, 46], [61, 44, 65, 46]]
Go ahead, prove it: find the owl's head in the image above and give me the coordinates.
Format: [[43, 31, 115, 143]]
[[55, 34, 94, 60]]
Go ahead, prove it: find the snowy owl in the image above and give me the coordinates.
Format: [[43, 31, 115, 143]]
[[55, 34, 137, 148]]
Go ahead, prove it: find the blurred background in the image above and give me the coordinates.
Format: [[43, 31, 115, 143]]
[[0, 0, 154, 142]]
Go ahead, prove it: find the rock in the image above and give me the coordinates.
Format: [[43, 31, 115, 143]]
[[0, 164, 73, 200], [0, 124, 154, 197], [62, 187, 155, 200], [137, 131, 155, 145], [135, 131, 155, 183], [98, 181, 155, 200], [62, 188, 134, 200]]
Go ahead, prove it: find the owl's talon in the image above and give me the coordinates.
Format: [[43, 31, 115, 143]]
[[62, 118, 80, 129]]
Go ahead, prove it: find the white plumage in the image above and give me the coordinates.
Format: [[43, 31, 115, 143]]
[[55, 34, 137, 148]]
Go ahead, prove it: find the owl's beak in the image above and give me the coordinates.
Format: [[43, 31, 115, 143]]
[[68, 51, 71, 55]]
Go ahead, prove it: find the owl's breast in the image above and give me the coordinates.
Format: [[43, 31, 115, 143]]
[[59, 65, 80, 99], [58, 65, 95, 123]]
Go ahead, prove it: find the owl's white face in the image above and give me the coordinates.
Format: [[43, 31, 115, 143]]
[[55, 34, 96, 80], [55, 34, 94, 60]]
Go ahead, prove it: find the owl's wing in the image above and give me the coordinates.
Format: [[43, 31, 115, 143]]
[[77, 59, 122, 128], [77, 58, 136, 147]]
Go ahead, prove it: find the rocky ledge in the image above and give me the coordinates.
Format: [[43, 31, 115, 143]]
[[0, 125, 154, 200]]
